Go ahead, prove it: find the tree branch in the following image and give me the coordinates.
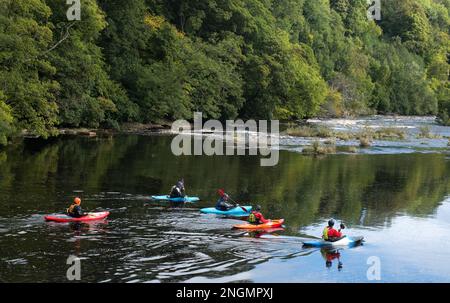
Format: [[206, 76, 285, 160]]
[[42, 21, 78, 56]]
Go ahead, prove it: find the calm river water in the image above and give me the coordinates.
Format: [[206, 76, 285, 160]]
[[1, 119, 450, 282]]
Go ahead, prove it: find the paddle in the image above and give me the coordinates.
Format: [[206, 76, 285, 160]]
[[218, 189, 248, 213]]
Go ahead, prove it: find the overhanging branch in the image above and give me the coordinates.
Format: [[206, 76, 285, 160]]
[[42, 21, 78, 56]]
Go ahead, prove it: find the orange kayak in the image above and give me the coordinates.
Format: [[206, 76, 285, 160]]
[[233, 219, 284, 230]]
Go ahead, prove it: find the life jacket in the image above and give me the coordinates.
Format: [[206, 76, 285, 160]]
[[248, 212, 259, 224], [322, 226, 329, 240], [67, 203, 77, 215], [216, 198, 232, 211], [67, 204, 76, 214], [170, 185, 182, 197], [218, 194, 229, 204]]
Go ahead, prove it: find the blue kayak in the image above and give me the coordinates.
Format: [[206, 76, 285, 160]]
[[151, 195, 200, 203], [200, 206, 252, 216], [302, 236, 364, 248]]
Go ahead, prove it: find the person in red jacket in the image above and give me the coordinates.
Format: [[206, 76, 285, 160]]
[[322, 219, 345, 242], [248, 205, 270, 225]]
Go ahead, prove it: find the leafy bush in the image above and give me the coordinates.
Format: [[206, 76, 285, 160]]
[[359, 136, 372, 148], [0, 92, 14, 146], [302, 140, 336, 155], [374, 128, 407, 140]]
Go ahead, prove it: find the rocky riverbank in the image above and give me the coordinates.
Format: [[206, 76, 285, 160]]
[[55, 122, 173, 138]]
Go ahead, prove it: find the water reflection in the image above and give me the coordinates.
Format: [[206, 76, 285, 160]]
[[67, 220, 109, 232], [1, 135, 450, 282], [245, 228, 285, 239], [321, 248, 344, 271]]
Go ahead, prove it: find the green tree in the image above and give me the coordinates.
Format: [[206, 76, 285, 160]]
[[436, 82, 450, 125], [0, 90, 14, 146], [99, 0, 151, 120], [380, 0, 433, 56], [0, 0, 449, 141], [369, 41, 437, 114], [0, 0, 59, 138], [45, 0, 136, 128], [134, 15, 245, 121]]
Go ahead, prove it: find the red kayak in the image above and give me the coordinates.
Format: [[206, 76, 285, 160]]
[[233, 219, 285, 230], [44, 211, 110, 223]]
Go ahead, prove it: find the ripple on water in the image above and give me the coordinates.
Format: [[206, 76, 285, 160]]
[[4, 258, 28, 265]]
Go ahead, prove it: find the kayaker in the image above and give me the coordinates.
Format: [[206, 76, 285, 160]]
[[169, 179, 186, 198], [215, 189, 235, 211], [66, 197, 87, 218], [322, 219, 345, 242], [248, 205, 270, 225]]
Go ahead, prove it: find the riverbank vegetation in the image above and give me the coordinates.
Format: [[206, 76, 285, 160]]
[[286, 125, 408, 141], [0, 0, 449, 146], [302, 140, 337, 155], [417, 125, 443, 139]]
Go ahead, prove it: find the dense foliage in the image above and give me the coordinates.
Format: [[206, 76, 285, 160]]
[[0, 0, 449, 144]]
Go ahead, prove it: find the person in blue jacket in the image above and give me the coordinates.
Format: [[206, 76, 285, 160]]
[[215, 189, 235, 211]]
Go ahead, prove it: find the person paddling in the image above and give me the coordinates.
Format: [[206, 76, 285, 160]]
[[215, 189, 235, 211], [248, 205, 270, 225], [169, 178, 186, 198], [67, 197, 87, 218], [322, 219, 345, 242]]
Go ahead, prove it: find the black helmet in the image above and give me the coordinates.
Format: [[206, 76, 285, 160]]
[[254, 205, 261, 211], [328, 219, 335, 227]]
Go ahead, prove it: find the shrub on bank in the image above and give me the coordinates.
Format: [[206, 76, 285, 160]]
[[359, 136, 372, 148], [417, 126, 441, 139], [288, 125, 407, 142], [334, 132, 352, 141], [374, 127, 407, 140], [0, 92, 14, 146], [302, 140, 336, 155]]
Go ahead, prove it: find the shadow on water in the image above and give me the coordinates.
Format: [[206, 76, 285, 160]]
[[1, 135, 450, 282]]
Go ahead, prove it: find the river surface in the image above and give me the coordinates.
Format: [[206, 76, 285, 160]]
[[1, 116, 450, 282]]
